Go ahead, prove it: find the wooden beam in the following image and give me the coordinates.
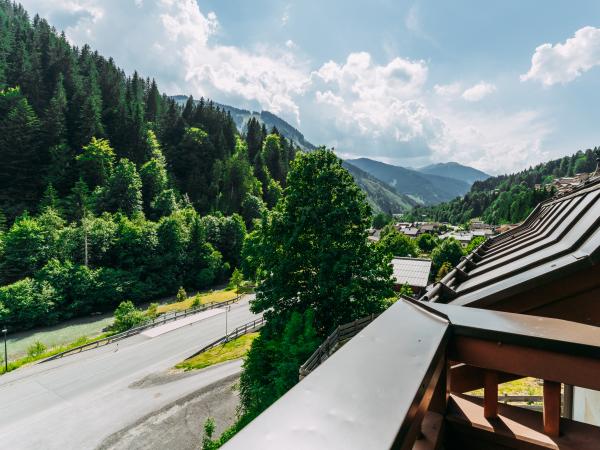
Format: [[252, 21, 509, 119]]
[[544, 380, 561, 437], [484, 371, 498, 419], [447, 393, 600, 450], [448, 363, 521, 393], [449, 336, 600, 391]]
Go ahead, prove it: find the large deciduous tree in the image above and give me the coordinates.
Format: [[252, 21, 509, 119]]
[[238, 149, 394, 422]]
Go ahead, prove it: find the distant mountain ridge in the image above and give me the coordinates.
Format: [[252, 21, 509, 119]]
[[342, 161, 417, 214], [171, 95, 316, 151], [347, 158, 471, 205], [418, 162, 490, 185]]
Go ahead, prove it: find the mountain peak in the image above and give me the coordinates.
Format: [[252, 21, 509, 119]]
[[418, 162, 490, 185]]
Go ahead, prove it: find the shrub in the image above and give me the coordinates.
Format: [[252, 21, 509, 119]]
[[202, 417, 216, 450], [176, 286, 187, 303], [191, 296, 201, 308], [147, 302, 159, 319], [113, 300, 146, 333], [27, 340, 47, 358]]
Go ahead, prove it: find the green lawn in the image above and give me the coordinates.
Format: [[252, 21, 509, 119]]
[[470, 377, 543, 397], [175, 332, 259, 371], [156, 289, 239, 314]]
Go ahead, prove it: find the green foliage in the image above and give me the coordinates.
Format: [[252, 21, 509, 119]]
[[409, 148, 600, 225], [27, 340, 47, 358], [237, 149, 394, 426], [147, 302, 159, 319], [176, 286, 187, 303], [248, 149, 394, 333], [466, 236, 486, 253], [0, 87, 43, 217], [239, 310, 320, 420], [431, 238, 465, 272], [202, 417, 216, 450], [378, 230, 419, 258], [416, 233, 437, 253], [241, 194, 265, 229], [0, 2, 305, 334], [76, 137, 115, 189], [436, 261, 452, 282], [113, 300, 146, 333], [398, 283, 414, 298], [229, 268, 244, 292], [371, 212, 392, 229], [103, 158, 143, 216]]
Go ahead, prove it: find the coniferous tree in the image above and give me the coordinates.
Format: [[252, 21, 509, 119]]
[[0, 87, 44, 217]]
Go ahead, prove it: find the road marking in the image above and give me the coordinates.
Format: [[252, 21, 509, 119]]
[[141, 309, 224, 338]]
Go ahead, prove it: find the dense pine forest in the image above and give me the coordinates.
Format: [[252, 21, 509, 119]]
[[0, 1, 299, 330], [406, 148, 599, 225]]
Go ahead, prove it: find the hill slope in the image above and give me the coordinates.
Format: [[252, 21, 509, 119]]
[[407, 148, 599, 225], [347, 158, 470, 205], [171, 95, 316, 151], [342, 161, 416, 214], [418, 162, 490, 185]]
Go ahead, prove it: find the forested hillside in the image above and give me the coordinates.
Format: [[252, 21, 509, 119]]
[[0, 1, 298, 330], [342, 161, 416, 214], [407, 148, 599, 224]]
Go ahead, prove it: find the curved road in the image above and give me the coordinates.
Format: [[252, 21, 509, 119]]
[[0, 295, 257, 450]]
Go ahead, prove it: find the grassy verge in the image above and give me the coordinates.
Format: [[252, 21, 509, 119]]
[[156, 289, 239, 314], [469, 377, 543, 397], [175, 332, 259, 371], [0, 332, 112, 375]]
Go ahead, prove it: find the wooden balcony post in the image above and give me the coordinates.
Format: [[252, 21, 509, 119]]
[[543, 380, 561, 437], [484, 370, 498, 419]]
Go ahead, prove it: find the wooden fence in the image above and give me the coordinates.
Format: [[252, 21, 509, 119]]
[[299, 314, 378, 379], [41, 295, 242, 363]]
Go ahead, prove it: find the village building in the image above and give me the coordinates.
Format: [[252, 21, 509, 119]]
[[390, 257, 432, 296]]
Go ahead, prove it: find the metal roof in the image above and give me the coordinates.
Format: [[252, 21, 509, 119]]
[[391, 257, 432, 288], [421, 177, 600, 308]]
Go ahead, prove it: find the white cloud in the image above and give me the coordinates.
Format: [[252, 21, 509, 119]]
[[285, 39, 297, 49], [434, 82, 461, 97], [20, 0, 307, 123], [18, 0, 554, 174], [431, 108, 551, 173], [461, 81, 496, 102], [521, 26, 600, 86], [306, 52, 440, 157]]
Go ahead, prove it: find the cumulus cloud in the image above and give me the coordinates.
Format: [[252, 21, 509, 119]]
[[310, 52, 432, 139], [18, 0, 553, 173], [521, 26, 600, 86], [434, 82, 461, 97], [461, 81, 496, 102], [20, 0, 308, 123]]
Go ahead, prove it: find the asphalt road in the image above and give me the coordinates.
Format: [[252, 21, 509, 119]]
[[0, 295, 258, 450]]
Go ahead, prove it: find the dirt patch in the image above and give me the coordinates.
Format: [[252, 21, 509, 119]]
[[98, 373, 240, 450]]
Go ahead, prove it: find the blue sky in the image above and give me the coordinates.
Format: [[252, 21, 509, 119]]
[[19, 0, 600, 174]]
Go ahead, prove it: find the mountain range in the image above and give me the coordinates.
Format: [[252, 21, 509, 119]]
[[347, 158, 483, 206], [418, 162, 490, 185], [171, 95, 490, 212]]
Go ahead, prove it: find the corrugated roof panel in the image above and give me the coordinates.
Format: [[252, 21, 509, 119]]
[[391, 258, 432, 288]]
